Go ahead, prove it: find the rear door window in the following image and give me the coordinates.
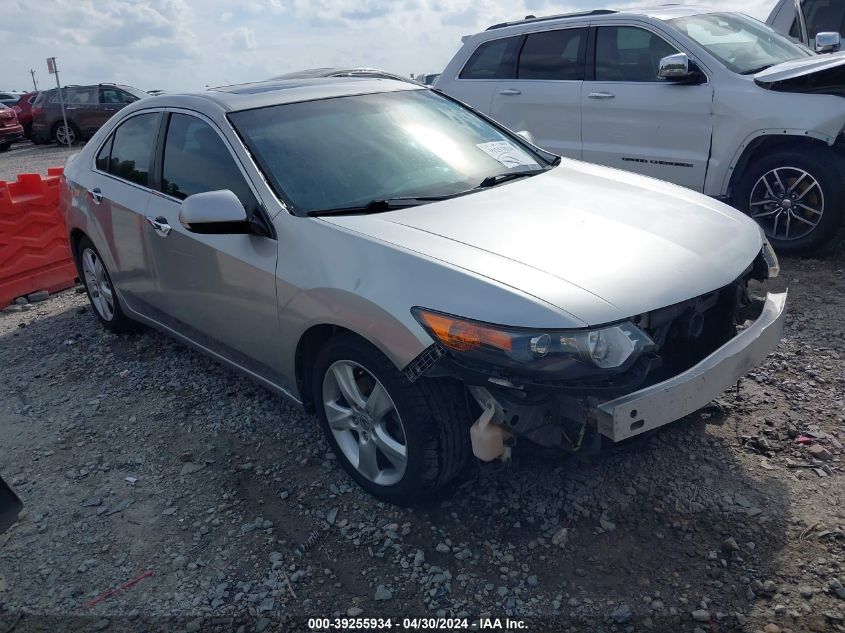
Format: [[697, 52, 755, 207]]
[[107, 112, 161, 187], [460, 36, 523, 79], [160, 113, 259, 214], [517, 28, 587, 80], [100, 87, 138, 105]]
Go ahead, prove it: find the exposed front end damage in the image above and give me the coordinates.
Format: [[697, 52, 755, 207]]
[[412, 248, 787, 461], [754, 52, 845, 98]]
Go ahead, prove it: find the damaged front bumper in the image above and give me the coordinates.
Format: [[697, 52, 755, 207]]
[[596, 291, 786, 442]]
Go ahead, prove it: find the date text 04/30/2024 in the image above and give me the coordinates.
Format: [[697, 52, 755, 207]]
[[306, 617, 528, 630]]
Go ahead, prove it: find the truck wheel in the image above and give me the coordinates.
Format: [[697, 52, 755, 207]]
[[735, 147, 844, 255], [313, 334, 470, 505]]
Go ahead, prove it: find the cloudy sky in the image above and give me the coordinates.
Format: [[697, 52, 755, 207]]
[[2, 0, 773, 93]]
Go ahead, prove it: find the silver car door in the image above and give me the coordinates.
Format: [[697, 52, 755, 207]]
[[87, 111, 162, 312], [142, 111, 283, 379]]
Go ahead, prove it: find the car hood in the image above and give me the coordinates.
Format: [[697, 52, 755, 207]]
[[755, 52, 845, 96], [322, 160, 763, 326]]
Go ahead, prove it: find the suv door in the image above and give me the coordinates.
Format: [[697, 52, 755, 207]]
[[801, 0, 845, 47], [581, 24, 714, 191], [89, 111, 162, 311], [96, 87, 135, 130], [63, 87, 99, 136], [143, 112, 283, 378], [491, 26, 587, 158]]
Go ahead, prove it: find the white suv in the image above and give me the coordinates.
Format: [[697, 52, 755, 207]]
[[436, 6, 845, 254]]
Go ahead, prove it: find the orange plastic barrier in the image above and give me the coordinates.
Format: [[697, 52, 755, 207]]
[[0, 167, 77, 308]]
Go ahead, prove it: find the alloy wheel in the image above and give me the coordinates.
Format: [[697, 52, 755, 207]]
[[55, 124, 76, 145], [82, 248, 115, 322], [322, 360, 408, 486], [749, 167, 824, 242]]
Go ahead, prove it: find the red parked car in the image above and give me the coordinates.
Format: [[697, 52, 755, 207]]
[[11, 91, 39, 141], [0, 103, 24, 152]]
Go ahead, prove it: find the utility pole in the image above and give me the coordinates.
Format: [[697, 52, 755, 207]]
[[29, 69, 38, 92], [47, 57, 71, 147]]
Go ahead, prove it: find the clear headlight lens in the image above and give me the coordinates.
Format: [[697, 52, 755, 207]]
[[412, 308, 654, 378], [761, 240, 779, 279]]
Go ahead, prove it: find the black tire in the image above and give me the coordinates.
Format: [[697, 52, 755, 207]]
[[312, 334, 471, 504], [0, 142, 9, 153], [734, 147, 845, 255], [23, 123, 32, 140], [75, 237, 135, 333], [52, 121, 80, 146]]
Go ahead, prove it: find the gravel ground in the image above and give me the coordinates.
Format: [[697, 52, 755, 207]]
[[0, 142, 79, 182], [0, 145, 844, 632]]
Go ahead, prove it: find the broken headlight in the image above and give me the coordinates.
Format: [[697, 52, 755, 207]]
[[412, 308, 654, 378]]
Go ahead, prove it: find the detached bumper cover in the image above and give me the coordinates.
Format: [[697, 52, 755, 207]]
[[597, 291, 787, 442]]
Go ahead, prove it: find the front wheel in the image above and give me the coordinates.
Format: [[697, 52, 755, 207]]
[[313, 334, 470, 504], [734, 147, 844, 255]]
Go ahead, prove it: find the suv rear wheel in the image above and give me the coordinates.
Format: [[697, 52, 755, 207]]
[[735, 147, 844, 255], [312, 334, 471, 504], [53, 122, 80, 146]]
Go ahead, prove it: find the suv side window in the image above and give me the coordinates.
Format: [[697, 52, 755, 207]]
[[595, 26, 680, 82], [161, 114, 260, 214], [802, 0, 845, 37], [460, 36, 522, 79], [100, 88, 137, 105], [517, 28, 586, 80], [107, 113, 161, 187], [66, 87, 97, 105]]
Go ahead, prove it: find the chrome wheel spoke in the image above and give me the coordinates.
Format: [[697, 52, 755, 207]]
[[357, 439, 380, 481], [325, 400, 356, 431], [791, 212, 817, 228], [796, 202, 822, 216], [373, 424, 407, 470], [330, 363, 367, 410], [786, 172, 807, 194], [751, 207, 779, 219], [365, 382, 393, 423]]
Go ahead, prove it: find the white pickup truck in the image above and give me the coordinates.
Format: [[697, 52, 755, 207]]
[[436, 6, 845, 254]]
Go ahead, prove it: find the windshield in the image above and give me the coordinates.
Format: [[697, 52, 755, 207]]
[[668, 12, 813, 74], [229, 89, 549, 214]]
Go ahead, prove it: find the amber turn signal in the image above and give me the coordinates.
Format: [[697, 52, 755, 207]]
[[414, 310, 513, 352]]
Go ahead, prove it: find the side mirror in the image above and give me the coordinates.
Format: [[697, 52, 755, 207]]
[[658, 53, 701, 82], [180, 189, 248, 233], [515, 130, 535, 145], [815, 32, 842, 54]]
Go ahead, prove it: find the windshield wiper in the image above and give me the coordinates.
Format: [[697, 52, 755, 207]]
[[476, 171, 540, 189], [307, 196, 453, 217], [741, 64, 775, 75]]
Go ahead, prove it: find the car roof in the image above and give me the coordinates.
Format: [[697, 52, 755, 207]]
[[270, 67, 417, 84], [139, 77, 422, 114], [484, 5, 720, 31]]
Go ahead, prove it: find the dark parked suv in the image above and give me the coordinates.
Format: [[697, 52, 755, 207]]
[[31, 84, 148, 145]]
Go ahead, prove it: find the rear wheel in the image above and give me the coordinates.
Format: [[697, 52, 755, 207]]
[[76, 237, 134, 332], [53, 121, 80, 146], [313, 334, 470, 504], [0, 142, 9, 153], [735, 147, 844, 255]]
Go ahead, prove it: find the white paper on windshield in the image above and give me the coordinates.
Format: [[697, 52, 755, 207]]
[[476, 141, 539, 169]]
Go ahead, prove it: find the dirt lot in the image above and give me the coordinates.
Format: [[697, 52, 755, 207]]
[[0, 147, 844, 633]]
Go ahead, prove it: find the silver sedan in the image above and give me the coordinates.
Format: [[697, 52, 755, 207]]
[[62, 77, 785, 504]]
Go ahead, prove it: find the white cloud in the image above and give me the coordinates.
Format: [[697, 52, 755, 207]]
[[0, 0, 779, 92], [224, 26, 258, 50]]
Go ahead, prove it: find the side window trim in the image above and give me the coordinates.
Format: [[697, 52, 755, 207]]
[[587, 22, 710, 84], [90, 109, 166, 192]]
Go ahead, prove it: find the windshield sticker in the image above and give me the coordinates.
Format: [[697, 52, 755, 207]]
[[476, 141, 539, 169]]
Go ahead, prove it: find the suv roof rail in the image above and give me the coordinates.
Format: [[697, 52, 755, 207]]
[[486, 9, 617, 30]]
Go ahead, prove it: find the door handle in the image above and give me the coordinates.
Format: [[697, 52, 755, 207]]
[[498, 88, 522, 95], [145, 215, 172, 237], [87, 188, 103, 205], [588, 92, 616, 99], [103, 108, 116, 112]]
